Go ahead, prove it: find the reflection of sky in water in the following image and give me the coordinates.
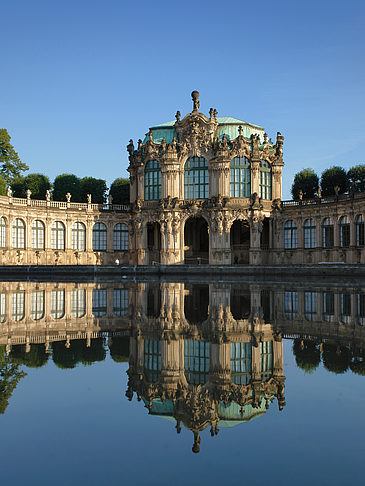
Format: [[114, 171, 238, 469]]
[[0, 281, 365, 486]]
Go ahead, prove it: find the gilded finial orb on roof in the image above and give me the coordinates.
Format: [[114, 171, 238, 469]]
[[191, 90, 200, 112]]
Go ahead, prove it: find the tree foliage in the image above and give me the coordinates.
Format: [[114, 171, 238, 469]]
[[0, 129, 29, 184], [0, 345, 27, 414], [10, 344, 49, 368], [292, 339, 320, 373], [0, 174, 6, 195], [52, 338, 106, 369], [322, 343, 349, 374], [347, 165, 365, 192], [291, 168, 319, 200], [109, 337, 129, 363], [320, 166, 348, 196], [53, 174, 81, 202], [109, 178, 130, 204], [12, 173, 51, 200], [80, 177, 107, 204]]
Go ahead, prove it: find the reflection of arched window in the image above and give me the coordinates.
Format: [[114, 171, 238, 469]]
[[356, 293, 365, 325], [71, 289, 85, 318], [184, 340, 210, 384], [144, 160, 161, 201], [322, 218, 334, 248], [92, 289, 106, 317], [340, 293, 351, 323], [93, 222, 107, 251], [356, 215, 364, 246], [31, 291, 44, 320], [259, 160, 272, 200], [32, 220, 45, 250], [284, 220, 297, 249], [230, 157, 250, 197], [284, 291, 298, 319], [51, 221, 65, 250], [304, 291, 317, 321], [113, 289, 129, 316], [339, 216, 350, 248], [51, 289, 65, 319], [113, 223, 129, 250], [72, 222, 86, 251], [323, 292, 334, 321], [260, 341, 273, 381], [12, 292, 25, 321], [0, 292, 5, 322], [143, 339, 161, 382], [13, 218, 25, 249], [303, 219, 316, 248], [230, 342, 252, 385], [184, 157, 208, 199], [0, 217, 6, 248]]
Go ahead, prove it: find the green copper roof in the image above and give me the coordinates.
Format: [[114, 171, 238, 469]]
[[151, 117, 263, 129]]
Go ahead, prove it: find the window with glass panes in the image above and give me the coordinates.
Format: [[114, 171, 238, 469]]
[[356, 215, 364, 246], [323, 292, 334, 321], [230, 157, 250, 197], [322, 218, 334, 248], [284, 291, 298, 319], [12, 292, 25, 321], [113, 288, 128, 316], [51, 221, 65, 250], [143, 339, 161, 381], [260, 341, 273, 381], [304, 291, 317, 321], [51, 289, 65, 319], [356, 293, 365, 325], [72, 222, 86, 250], [184, 340, 210, 384], [0, 217, 6, 248], [113, 224, 129, 250], [92, 289, 107, 317], [144, 160, 161, 200], [339, 216, 350, 247], [303, 219, 316, 248], [259, 161, 272, 200], [340, 293, 351, 323], [31, 291, 44, 320], [71, 289, 86, 318], [284, 220, 297, 249], [93, 223, 107, 251], [230, 342, 252, 385], [0, 293, 5, 322], [184, 157, 208, 199], [12, 218, 25, 249], [32, 220, 45, 250]]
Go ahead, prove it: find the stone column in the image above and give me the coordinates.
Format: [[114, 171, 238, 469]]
[[272, 164, 283, 201], [249, 219, 263, 264], [251, 161, 260, 195]]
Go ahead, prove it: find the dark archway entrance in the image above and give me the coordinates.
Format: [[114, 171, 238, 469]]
[[184, 217, 209, 264], [147, 222, 161, 264], [230, 220, 250, 264]]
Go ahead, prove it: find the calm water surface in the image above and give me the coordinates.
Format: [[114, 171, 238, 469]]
[[1, 279, 364, 485]]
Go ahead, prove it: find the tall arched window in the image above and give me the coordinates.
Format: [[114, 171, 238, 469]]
[[303, 219, 316, 248], [356, 215, 364, 247], [72, 222, 86, 251], [93, 222, 107, 251], [184, 157, 208, 199], [113, 223, 129, 250], [0, 217, 6, 248], [230, 157, 250, 197], [51, 221, 65, 250], [339, 216, 350, 248], [144, 160, 161, 201], [259, 160, 272, 200], [12, 218, 25, 249], [322, 218, 334, 248], [71, 289, 85, 318], [284, 220, 297, 249], [31, 290, 44, 320], [51, 289, 65, 319], [12, 292, 25, 321], [32, 220, 45, 250]]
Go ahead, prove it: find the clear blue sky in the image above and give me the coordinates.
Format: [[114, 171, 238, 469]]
[[1, 0, 365, 199]]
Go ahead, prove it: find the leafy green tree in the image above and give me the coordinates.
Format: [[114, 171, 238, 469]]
[[0, 345, 27, 414], [53, 174, 81, 202], [52, 338, 106, 369], [11, 177, 26, 198], [109, 337, 129, 363], [80, 177, 107, 204], [0, 129, 29, 184], [110, 178, 130, 204], [347, 165, 365, 192], [291, 168, 319, 199], [10, 344, 49, 368], [0, 174, 6, 195], [322, 343, 350, 374], [11, 173, 51, 200], [292, 339, 320, 373], [320, 166, 348, 196]]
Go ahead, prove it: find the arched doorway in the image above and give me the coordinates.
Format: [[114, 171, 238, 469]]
[[147, 222, 161, 264], [230, 220, 250, 264], [184, 217, 209, 264]]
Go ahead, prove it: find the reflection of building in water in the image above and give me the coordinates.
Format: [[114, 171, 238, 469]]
[[126, 282, 286, 452]]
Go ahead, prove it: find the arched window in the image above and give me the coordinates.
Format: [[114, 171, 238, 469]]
[[339, 216, 350, 248], [32, 220, 45, 250], [184, 157, 208, 199], [12, 292, 25, 321], [71, 289, 85, 318], [113, 288, 129, 316], [51, 221, 65, 250], [51, 289, 65, 319], [0, 217, 6, 248], [230, 342, 252, 385], [284, 291, 298, 319], [0, 292, 5, 323], [113, 223, 129, 250], [284, 220, 297, 249], [303, 218, 316, 248], [31, 290, 44, 320], [356, 215, 364, 246], [322, 218, 334, 248], [144, 160, 161, 201], [259, 160, 272, 200], [72, 222, 86, 251], [93, 222, 107, 251], [12, 218, 25, 249], [184, 340, 210, 384], [340, 292, 351, 324], [92, 289, 107, 317], [230, 157, 250, 197], [323, 292, 334, 322], [304, 291, 317, 321]]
